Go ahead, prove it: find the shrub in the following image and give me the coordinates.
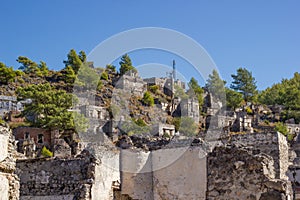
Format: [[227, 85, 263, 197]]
[[274, 122, 288, 135], [149, 85, 159, 94], [134, 118, 147, 127], [245, 107, 253, 115], [41, 146, 53, 157], [142, 91, 154, 106], [101, 71, 108, 80]]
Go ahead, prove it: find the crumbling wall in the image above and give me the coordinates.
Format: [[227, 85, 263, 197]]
[[91, 146, 120, 200], [17, 153, 96, 200], [206, 145, 292, 200], [229, 132, 289, 179], [0, 125, 20, 200], [17, 146, 121, 200]]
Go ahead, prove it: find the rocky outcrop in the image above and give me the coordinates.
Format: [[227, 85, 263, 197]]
[[0, 125, 20, 200]]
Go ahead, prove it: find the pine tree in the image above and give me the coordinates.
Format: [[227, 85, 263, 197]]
[[206, 70, 226, 101], [230, 68, 257, 102], [119, 54, 136, 75]]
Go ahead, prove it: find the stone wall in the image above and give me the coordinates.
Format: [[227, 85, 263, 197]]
[[206, 145, 292, 200], [152, 147, 206, 200], [0, 125, 20, 200], [17, 146, 121, 200], [17, 152, 96, 200], [91, 146, 120, 200], [119, 147, 207, 200], [228, 132, 289, 180]]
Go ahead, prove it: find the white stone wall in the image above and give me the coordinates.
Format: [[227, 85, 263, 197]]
[[152, 147, 206, 200], [120, 147, 207, 200], [92, 147, 120, 200], [0, 174, 9, 200], [0, 134, 9, 162], [120, 150, 153, 200]]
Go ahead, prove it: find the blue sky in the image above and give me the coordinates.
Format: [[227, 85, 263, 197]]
[[0, 1, 299, 90]]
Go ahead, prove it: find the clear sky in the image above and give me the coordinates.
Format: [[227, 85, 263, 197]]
[[0, 1, 299, 90]]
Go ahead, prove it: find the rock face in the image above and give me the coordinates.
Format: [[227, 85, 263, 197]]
[[206, 145, 292, 200], [0, 125, 20, 200]]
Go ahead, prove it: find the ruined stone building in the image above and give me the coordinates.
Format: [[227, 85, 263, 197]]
[[115, 71, 146, 96], [143, 77, 185, 97], [3, 120, 300, 200], [173, 97, 200, 123]]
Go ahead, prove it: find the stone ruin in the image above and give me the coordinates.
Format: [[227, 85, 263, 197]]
[[1, 124, 300, 199]]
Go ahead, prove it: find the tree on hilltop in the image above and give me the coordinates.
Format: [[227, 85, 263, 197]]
[[230, 67, 257, 102], [206, 70, 226, 101], [119, 54, 137, 75]]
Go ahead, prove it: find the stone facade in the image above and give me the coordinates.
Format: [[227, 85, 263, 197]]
[[14, 127, 53, 151], [115, 72, 146, 96], [179, 98, 200, 123], [151, 123, 175, 137]]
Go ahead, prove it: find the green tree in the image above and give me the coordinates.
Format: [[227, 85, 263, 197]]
[[274, 122, 288, 135], [225, 88, 244, 110], [17, 56, 40, 74], [188, 77, 204, 107], [63, 66, 76, 84], [106, 64, 116, 73], [37, 61, 50, 76], [206, 70, 226, 101], [0, 62, 18, 84], [78, 50, 87, 63], [63, 49, 83, 73], [258, 72, 300, 123], [119, 54, 137, 75], [17, 83, 88, 132], [230, 68, 257, 102], [101, 71, 108, 80], [76, 63, 100, 89], [142, 91, 154, 106]]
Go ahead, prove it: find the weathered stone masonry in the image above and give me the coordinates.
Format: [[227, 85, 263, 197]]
[[0, 126, 20, 200], [17, 153, 96, 200]]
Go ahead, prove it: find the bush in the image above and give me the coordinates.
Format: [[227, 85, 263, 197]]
[[274, 122, 288, 135], [245, 107, 253, 115], [41, 146, 53, 157], [149, 85, 159, 94], [101, 71, 108, 80], [134, 118, 147, 127], [142, 91, 154, 106]]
